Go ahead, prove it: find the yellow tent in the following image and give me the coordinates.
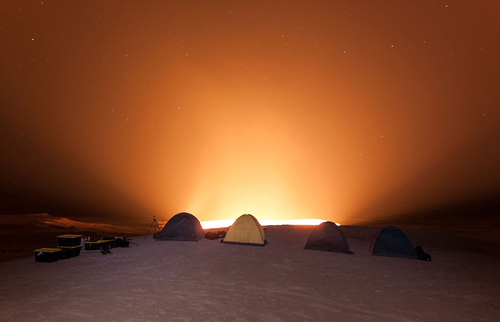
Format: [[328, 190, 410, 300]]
[[222, 214, 266, 246]]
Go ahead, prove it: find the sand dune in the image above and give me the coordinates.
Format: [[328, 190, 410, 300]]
[[0, 225, 499, 321]]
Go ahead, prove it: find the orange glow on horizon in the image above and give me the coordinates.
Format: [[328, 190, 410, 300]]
[[2, 2, 498, 228], [183, 106, 346, 225], [200, 218, 333, 229]]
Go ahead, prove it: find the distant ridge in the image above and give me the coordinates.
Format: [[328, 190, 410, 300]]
[[353, 196, 500, 242]]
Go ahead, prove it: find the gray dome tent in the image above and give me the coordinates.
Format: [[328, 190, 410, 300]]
[[157, 212, 204, 241], [370, 226, 417, 259], [304, 221, 351, 254]]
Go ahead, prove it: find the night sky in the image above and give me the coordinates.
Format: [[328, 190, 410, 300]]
[[1, 1, 499, 225]]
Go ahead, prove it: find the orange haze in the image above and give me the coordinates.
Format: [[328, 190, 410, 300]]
[[1, 1, 499, 226]]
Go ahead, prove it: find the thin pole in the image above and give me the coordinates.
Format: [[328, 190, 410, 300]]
[[144, 216, 160, 240]]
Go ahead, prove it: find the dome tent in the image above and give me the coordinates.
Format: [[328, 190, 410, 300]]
[[370, 226, 417, 259], [304, 221, 351, 254], [157, 212, 204, 241], [222, 214, 266, 246]]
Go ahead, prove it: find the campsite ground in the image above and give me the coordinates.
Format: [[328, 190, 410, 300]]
[[0, 225, 498, 321]]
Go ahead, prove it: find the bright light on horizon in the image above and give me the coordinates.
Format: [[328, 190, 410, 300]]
[[200, 219, 235, 229], [200, 218, 334, 229], [260, 219, 332, 227]]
